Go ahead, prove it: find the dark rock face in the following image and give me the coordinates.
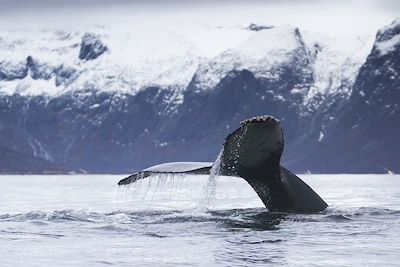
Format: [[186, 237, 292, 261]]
[[247, 23, 273, 31], [78, 33, 108, 60], [289, 19, 400, 173], [27, 56, 54, 80], [0, 145, 69, 174], [0, 64, 313, 173], [0, 61, 27, 81], [332, 20, 400, 172], [26, 56, 79, 86], [178, 67, 308, 150], [375, 19, 400, 43], [0, 88, 177, 173], [54, 65, 79, 86]]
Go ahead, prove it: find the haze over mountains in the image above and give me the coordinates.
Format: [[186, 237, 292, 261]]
[[0, 1, 398, 174]]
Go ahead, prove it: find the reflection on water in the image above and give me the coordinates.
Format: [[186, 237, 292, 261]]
[[210, 209, 285, 231]]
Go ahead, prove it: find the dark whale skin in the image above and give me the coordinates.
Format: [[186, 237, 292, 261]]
[[118, 115, 328, 213], [220, 115, 327, 213]]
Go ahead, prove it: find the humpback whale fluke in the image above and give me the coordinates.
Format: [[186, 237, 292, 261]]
[[118, 115, 328, 213]]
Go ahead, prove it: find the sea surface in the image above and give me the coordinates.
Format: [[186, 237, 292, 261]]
[[0, 174, 399, 266]]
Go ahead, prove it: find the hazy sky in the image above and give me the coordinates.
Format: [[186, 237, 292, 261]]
[[0, 0, 397, 36]]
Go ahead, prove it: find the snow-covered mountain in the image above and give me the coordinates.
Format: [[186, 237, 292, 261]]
[[0, 26, 201, 96], [0, 24, 370, 102], [0, 20, 398, 173]]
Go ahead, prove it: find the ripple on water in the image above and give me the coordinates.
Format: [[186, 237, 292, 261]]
[[0, 206, 399, 224]]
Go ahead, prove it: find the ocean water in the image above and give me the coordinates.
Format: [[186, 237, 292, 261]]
[[0, 174, 399, 266]]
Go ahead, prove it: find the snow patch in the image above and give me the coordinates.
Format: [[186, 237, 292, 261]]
[[0, 26, 202, 96], [375, 34, 400, 56], [318, 131, 324, 142], [193, 26, 304, 90], [374, 18, 400, 56], [303, 32, 374, 106]]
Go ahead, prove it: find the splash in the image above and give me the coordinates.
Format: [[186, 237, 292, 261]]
[[199, 148, 224, 210], [117, 172, 189, 206]]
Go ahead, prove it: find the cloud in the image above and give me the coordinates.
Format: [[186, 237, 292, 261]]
[[0, 0, 393, 10]]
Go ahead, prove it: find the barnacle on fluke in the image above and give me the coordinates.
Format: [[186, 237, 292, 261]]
[[240, 115, 278, 124]]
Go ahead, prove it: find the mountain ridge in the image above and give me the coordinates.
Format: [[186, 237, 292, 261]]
[[0, 20, 398, 174]]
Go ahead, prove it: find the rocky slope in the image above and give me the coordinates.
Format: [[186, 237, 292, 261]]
[[302, 18, 400, 173]]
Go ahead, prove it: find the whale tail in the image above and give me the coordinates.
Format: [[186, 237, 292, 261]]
[[118, 115, 328, 213]]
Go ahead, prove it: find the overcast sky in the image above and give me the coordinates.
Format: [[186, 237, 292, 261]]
[[0, 0, 397, 36]]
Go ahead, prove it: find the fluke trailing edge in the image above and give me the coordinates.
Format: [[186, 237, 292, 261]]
[[118, 115, 328, 213]]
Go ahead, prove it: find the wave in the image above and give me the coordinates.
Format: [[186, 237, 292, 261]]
[[1, 206, 399, 230]]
